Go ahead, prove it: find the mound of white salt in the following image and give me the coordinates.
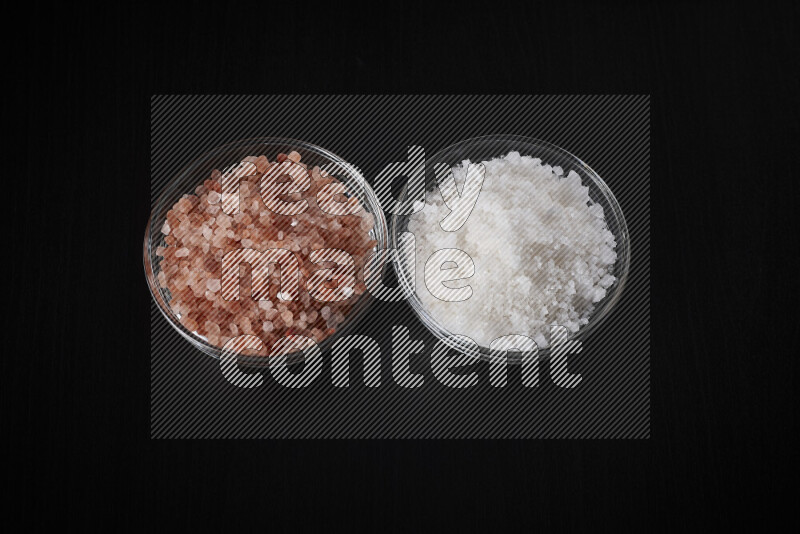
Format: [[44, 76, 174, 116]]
[[405, 151, 617, 348]]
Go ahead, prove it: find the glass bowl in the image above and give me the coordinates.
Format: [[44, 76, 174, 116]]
[[144, 137, 389, 366], [390, 134, 630, 363]]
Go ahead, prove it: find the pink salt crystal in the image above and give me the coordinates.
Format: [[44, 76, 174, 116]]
[[255, 155, 269, 173], [182, 317, 199, 331], [360, 212, 374, 231], [206, 278, 221, 292], [212, 233, 226, 248], [241, 317, 252, 334], [155, 246, 166, 256], [287, 151, 302, 162], [157, 271, 167, 288], [321, 306, 331, 320], [176, 198, 193, 213], [175, 247, 190, 258], [258, 300, 273, 310], [207, 191, 221, 204], [161, 222, 171, 235], [281, 310, 294, 326], [217, 214, 232, 229]]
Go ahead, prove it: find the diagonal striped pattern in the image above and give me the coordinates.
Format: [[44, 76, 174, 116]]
[[151, 95, 649, 439]]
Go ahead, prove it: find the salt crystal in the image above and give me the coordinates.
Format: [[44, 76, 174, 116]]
[[206, 278, 221, 292], [241, 317, 252, 334]]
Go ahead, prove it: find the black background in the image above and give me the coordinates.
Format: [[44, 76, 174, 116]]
[[13, 1, 797, 530]]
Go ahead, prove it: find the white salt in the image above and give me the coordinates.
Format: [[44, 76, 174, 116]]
[[406, 151, 617, 348]]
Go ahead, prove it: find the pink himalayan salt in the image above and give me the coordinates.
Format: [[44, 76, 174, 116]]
[[156, 152, 376, 353]]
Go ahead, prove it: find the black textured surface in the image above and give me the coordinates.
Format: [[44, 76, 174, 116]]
[[15, 1, 797, 529]]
